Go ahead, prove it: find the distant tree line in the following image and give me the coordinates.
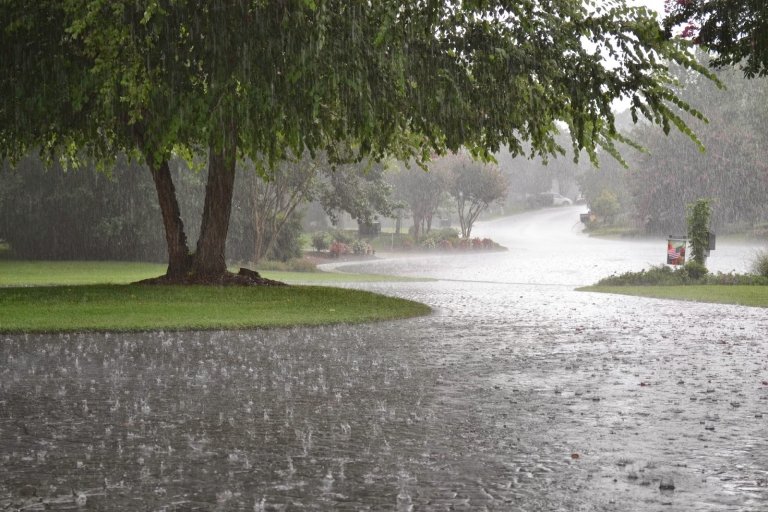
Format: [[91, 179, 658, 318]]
[[577, 52, 768, 235], [0, 149, 507, 262]]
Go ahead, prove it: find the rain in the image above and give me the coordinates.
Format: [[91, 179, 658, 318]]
[[2, 1, 768, 511], [2, 205, 768, 510]]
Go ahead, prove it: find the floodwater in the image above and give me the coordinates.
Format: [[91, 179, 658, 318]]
[[2, 207, 768, 510]]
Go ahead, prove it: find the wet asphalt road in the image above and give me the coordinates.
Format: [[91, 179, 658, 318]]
[[2, 207, 767, 510]]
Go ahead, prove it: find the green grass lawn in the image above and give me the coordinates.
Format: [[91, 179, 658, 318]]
[[0, 260, 432, 333], [580, 285, 768, 308], [0, 260, 422, 287]]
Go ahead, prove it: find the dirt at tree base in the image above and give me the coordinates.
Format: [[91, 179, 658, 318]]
[[135, 268, 287, 287]]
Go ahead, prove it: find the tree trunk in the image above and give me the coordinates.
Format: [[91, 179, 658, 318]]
[[149, 159, 192, 278], [252, 212, 268, 264], [193, 132, 238, 277]]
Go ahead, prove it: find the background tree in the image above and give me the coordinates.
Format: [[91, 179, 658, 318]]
[[233, 150, 395, 265], [314, 156, 395, 229], [391, 161, 450, 241], [627, 56, 768, 234], [2, 1, 715, 284], [239, 156, 317, 265], [0, 156, 167, 261], [664, 0, 768, 78], [590, 189, 622, 226], [447, 154, 508, 239]]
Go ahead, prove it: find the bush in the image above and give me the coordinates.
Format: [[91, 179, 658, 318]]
[[683, 261, 708, 280], [597, 265, 690, 286], [265, 214, 304, 262], [597, 264, 768, 286], [591, 190, 621, 225], [311, 232, 330, 252], [351, 239, 372, 255], [329, 241, 350, 257], [331, 229, 354, 244], [256, 258, 317, 272], [751, 249, 768, 278], [420, 237, 437, 250]]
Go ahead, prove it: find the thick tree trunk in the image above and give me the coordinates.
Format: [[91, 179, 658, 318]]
[[149, 159, 192, 278], [193, 133, 238, 277]]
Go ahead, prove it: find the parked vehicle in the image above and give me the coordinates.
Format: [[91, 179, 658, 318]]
[[529, 192, 573, 207]]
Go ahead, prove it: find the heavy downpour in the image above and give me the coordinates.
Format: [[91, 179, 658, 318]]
[[2, 1, 768, 511]]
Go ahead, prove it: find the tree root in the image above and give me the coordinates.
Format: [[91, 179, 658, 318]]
[[135, 268, 288, 287]]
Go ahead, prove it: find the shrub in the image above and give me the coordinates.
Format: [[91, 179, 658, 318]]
[[420, 237, 437, 250], [591, 189, 621, 225], [687, 199, 712, 265], [751, 249, 768, 278], [331, 229, 354, 244], [329, 241, 350, 257], [597, 265, 687, 286], [256, 258, 317, 272], [596, 264, 768, 286], [683, 261, 708, 280], [311, 232, 330, 252], [351, 239, 371, 255]]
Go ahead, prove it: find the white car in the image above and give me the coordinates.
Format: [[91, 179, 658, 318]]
[[537, 192, 573, 206]]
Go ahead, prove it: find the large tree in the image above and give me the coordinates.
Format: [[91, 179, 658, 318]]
[[664, 0, 768, 78], [2, 0, 712, 283]]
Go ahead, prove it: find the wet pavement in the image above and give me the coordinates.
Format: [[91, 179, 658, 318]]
[[2, 207, 768, 510]]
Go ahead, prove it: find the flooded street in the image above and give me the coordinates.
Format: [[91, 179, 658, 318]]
[[3, 207, 768, 510]]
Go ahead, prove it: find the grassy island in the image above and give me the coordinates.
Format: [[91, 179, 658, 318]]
[[0, 260, 431, 333]]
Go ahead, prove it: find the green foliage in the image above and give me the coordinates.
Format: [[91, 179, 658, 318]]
[[626, 54, 768, 235], [330, 230, 354, 244], [311, 232, 331, 252], [683, 260, 709, 280], [264, 214, 304, 262], [390, 160, 450, 241], [597, 265, 690, 286], [687, 198, 712, 265], [255, 258, 318, 273], [446, 153, 508, 238], [0, 155, 167, 261], [596, 264, 767, 286], [664, 0, 768, 78], [1, 1, 720, 276], [751, 249, 768, 278], [590, 190, 621, 225]]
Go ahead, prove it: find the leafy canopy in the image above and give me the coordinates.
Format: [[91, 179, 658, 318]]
[[2, 0, 713, 168], [664, 0, 768, 78]]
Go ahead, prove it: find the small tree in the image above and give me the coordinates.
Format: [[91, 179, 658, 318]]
[[311, 232, 331, 252], [391, 161, 450, 241], [448, 154, 508, 239], [687, 198, 711, 265], [591, 190, 621, 225]]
